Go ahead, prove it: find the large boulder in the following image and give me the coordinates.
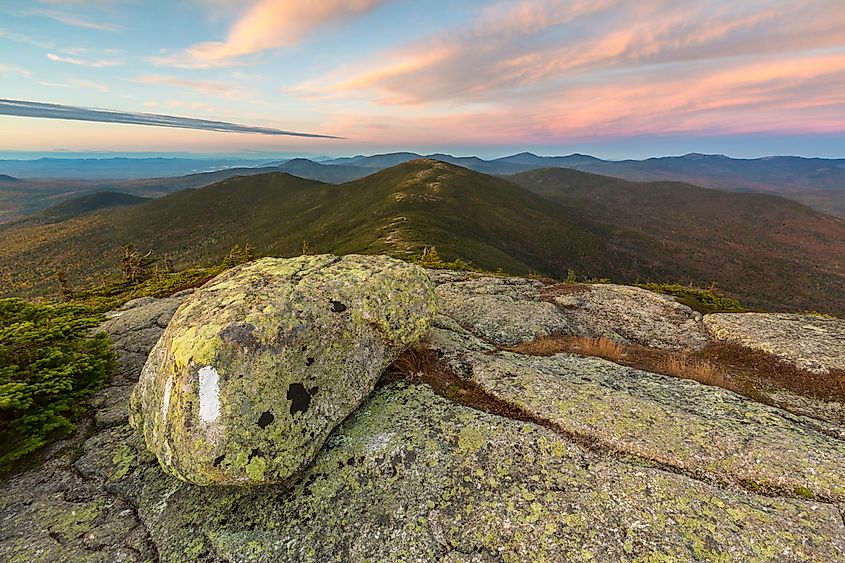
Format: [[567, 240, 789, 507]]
[[129, 254, 437, 485]]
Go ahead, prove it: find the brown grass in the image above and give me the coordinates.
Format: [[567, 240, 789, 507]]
[[383, 342, 535, 423], [659, 354, 736, 392], [508, 333, 845, 407], [385, 343, 441, 381], [571, 337, 626, 362], [515, 336, 625, 362], [698, 342, 845, 403]]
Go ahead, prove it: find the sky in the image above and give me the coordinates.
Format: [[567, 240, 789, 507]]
[[1, 0, 845, 159]]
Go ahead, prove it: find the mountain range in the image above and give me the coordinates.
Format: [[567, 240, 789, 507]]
[[1, 159, 842, 315], [322, 152, 845, 217]]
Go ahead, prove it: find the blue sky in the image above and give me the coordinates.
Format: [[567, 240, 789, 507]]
[[1, 0, 845, 159]]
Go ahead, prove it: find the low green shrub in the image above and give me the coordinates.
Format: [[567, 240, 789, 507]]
[[0, 299, 113, 472], [637, 282, 745, 314], [407, 246, 477, 272]]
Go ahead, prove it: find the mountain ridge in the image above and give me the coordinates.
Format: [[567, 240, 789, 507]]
[[1, 159, 842, 314]]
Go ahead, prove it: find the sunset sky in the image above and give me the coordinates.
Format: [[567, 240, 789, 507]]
[[1, 0, 844, 158]]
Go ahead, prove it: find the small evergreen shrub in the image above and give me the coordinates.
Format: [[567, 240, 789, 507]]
[[637, 282, 745, 314], [0, 299, 113, 471], [408, 246, 477, 271]]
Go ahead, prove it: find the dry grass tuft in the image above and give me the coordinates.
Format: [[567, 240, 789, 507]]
[[385, 342, 442, 381], [570, 337, 626, 362], [510, 335, 625, 362], [383, 341, 540, 423], [660, 354, 735, 391]]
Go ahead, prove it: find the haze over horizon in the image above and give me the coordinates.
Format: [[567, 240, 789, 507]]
[[2, 0, 845, 158]]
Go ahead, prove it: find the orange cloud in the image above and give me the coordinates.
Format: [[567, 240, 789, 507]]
[[152, 0, 385, 68], [306, 48, 845, 147], [300, 0, 845, 105]]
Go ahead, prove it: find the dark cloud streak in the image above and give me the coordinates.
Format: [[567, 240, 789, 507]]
[[0, 98, 343, 139]]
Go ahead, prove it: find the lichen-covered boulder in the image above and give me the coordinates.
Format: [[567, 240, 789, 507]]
[[129, 254, 437, 485]]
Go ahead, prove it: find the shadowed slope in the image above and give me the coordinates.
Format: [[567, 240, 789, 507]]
[[512, 167, 845, 313]]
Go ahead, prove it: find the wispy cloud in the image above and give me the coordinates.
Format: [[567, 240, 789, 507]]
[[132, 75, 236, 97], [300, 0, 845, 105], [151, 0, 386, 68], [287, 0, 845, 145], [38, 78, 110, 92], [0, 64, 32, 78], [25, 8, 121, 31], [0, 98, 343, 138], [0, 28, 55, 49], [47, 52, 123, 67]]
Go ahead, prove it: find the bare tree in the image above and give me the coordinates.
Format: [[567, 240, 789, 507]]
[[121, 244, 155, 283]]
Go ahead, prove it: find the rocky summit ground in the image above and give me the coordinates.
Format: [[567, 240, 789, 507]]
[[1, 264, 845, 562]]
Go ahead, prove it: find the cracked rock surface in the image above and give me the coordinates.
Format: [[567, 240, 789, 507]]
[[2, 269, 844, 562], [431, 271, 709, 350], [704, 312, 845, 374]]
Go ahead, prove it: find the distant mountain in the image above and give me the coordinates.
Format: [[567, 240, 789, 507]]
[[321, 152, 423, 168], [1, 159, 842, 315], [33, 191, 149, 223], [0, 157, 271, 180], [0, 166, 282, 224], [275, 158, 370, 183], [493, 152, 605, 168], [564, 153, 845, 218], [323, 152, 527, 174], [314, 151, 845, 217]]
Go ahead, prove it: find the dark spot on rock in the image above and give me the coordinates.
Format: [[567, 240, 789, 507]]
[[330, 300, 347, 313], [276, 324, 306, 347], [390, 453, 404, 469], [301, 345, 308, 352], [309, 385, 319, 396], [305, 357, 315, 366], [287, 383, 311, 415], [213, 455, 225, 467], [220, 322, 259, 351], [257, 411, 274, 428]]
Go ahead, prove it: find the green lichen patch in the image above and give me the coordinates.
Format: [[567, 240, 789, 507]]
[[460, 350, 845, 503], [109, 383, 845, 561]]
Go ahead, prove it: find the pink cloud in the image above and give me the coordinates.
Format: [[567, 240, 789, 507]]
[[291, 0, 845, 145], [308, 49, 845, 147], [152, 0, 386, 68], [299, 0, 845, 104]]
